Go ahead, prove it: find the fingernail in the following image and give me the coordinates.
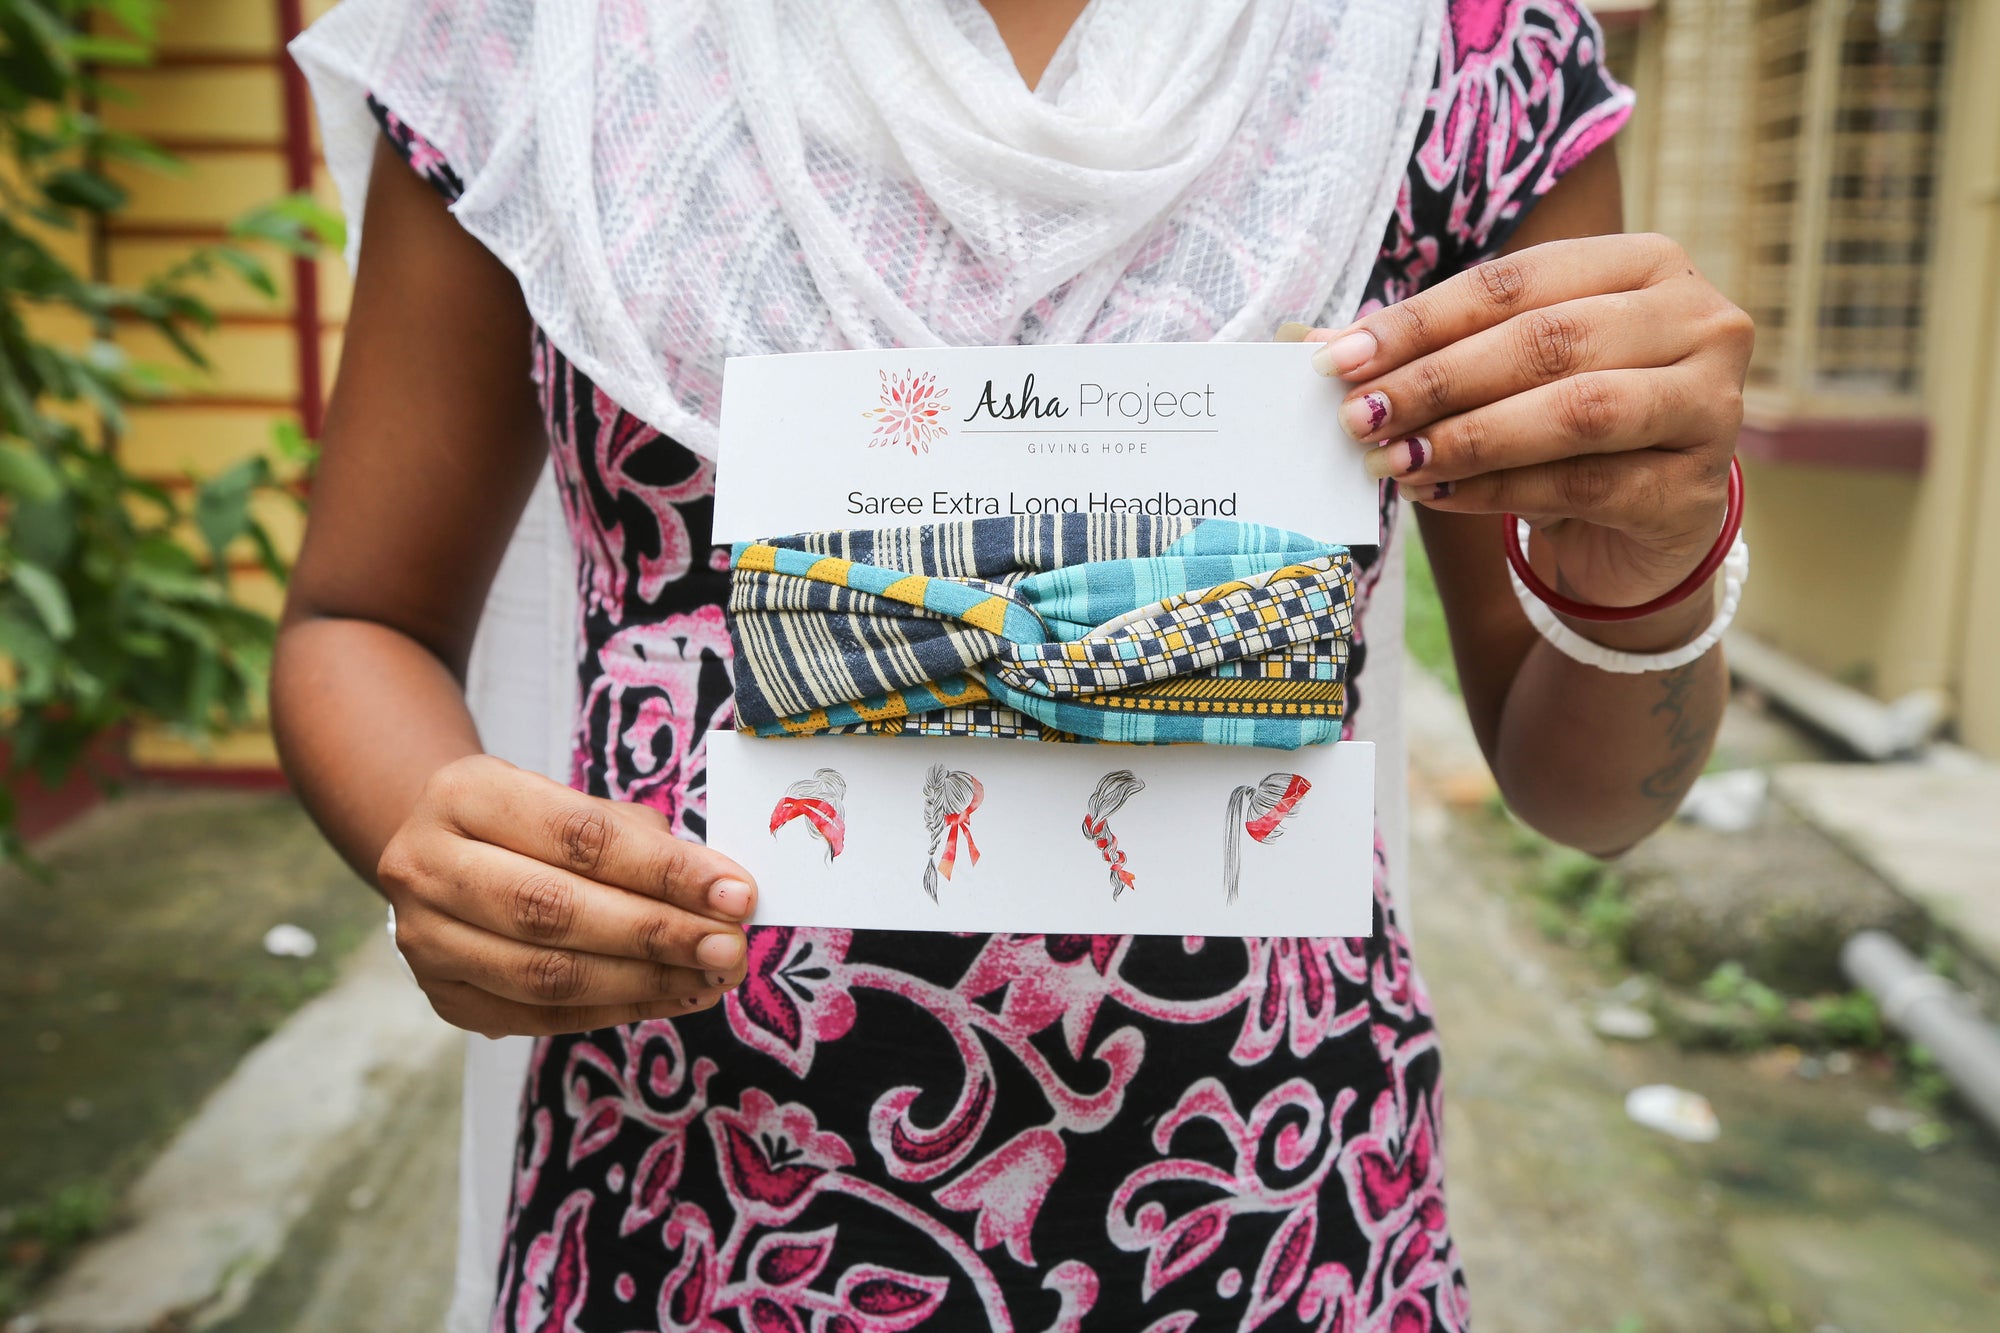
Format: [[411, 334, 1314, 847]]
[[696, 933, 744, 970], [681, 996, 702, 1009], [1363, 436, 1428, 480], [707, 879, 753, 918], [1312, 329, 1378, 378], [706, 972, 732, 989], [1274, 321, 1312, 343], [1341, 391, 1390, 439]]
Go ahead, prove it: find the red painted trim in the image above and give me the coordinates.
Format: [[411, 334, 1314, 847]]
[[1736, 416, 1929, 472], [5, 731, 135, 843], [153, 52, 285, 69], [131, 765, 289, 790], [276, 0, 325, 439]]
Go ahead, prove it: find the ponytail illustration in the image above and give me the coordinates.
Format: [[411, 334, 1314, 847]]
[[1082, 769, 1146, 900], [1223, 773, 1311, 903], [922, 764, 984, 902], [769, 768, 848, 863]]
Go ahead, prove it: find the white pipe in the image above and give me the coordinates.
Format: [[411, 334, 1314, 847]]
[[1725, 632, 1948, 761], [1842, 930, 2000, 1139]]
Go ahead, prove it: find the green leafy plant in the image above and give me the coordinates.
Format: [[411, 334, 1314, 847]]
[[0, 0, 342, 865]]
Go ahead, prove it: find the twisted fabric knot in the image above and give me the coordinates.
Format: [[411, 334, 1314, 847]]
[[727, 514, 1356, 748]]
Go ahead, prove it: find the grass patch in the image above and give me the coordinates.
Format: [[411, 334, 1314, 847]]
[[1404, 531, 1459, 694]]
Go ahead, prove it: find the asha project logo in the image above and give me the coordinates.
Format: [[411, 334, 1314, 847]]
[[863, 368, 952, 455]]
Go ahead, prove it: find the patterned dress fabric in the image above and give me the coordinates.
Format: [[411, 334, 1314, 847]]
[[369, 3, 1629, 1328], [727, 517, 1355, 746]]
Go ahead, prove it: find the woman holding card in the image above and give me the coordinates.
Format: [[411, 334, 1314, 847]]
[[279, 1, 1749, 1327]]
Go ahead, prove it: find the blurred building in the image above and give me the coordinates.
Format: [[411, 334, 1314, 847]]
[[100, 0, 341, 781], [1600, 0, 2000, 756], [99, 0, 2000, 788]]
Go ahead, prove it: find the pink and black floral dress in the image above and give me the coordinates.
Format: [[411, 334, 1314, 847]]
[[372, 3, 1629, 1327]]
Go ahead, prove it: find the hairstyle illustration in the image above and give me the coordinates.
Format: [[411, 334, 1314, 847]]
[[768, 768, 848, 864], [1081, 769, 1146, 900], [1223, 773, 1311, 904], [921, 764, 984, 902]]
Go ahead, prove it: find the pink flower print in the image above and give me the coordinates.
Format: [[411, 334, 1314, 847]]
[[619, 1132, 687, 1238], [932, 1127, 1065, 1266], [574, 606, 734, 827], [1342, 1091, 1441, 1230], [1232, 936, 1371, 1065], [725, 928, 857, 1078], [959, 933, 1129, 1061], [868, 1074, 995, 1184], [655, 1203, 725, 1333], [1039, 1260, 1100, 1331], [829, 1264, 949, 1330], [511, 1188, 593, 1333], [706, 1089, 855, 1228], [1109, 1078, 1353, 1320], [744, 1225, 838, 1289]]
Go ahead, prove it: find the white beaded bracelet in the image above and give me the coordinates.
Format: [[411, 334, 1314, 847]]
[[1505, 521, 1750, 674]]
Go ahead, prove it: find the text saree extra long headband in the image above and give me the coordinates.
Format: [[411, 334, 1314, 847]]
[[726, 514, 1356, 748]]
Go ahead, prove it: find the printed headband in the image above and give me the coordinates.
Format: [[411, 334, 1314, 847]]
[[726, 514, 1354, 748]]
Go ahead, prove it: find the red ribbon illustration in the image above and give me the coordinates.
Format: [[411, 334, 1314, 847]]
[[1244, 774, 1311, 843], [936, 776, 984, 880], [1082, 769, 1146, 900], [770, 794, 846, 860]]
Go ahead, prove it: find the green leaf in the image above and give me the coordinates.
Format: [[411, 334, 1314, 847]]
[[0, 440, 62, 501], [42, 167, 127, 214], [93, 129, 181, 175], [213, 245, 277, 299], [8, 560, 75, 640], [270, 417, 318, 466], [7, 495, 77, 568], [0, 610, 60, 699], [65, 35, 152, 65], [193, 457, 267, 562]]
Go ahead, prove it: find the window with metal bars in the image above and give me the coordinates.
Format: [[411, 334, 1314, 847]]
[[1745, 0, 1949, 404]]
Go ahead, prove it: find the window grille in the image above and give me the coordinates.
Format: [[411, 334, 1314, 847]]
[[1745, 0, 1948, 404]]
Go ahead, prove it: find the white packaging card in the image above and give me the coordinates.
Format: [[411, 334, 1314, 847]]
[[711, 732, 1376, 937], [710, 343, 1380, 936], [713, 343, 1379, 546]]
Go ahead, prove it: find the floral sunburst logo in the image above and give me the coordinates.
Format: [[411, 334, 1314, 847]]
[[863, 369, 951, 455]]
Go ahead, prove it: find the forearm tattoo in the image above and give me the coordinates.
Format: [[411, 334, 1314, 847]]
[[1637, 659, 1714, 802]]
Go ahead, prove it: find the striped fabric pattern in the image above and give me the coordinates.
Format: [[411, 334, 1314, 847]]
[[727, 515, 1355, 748]]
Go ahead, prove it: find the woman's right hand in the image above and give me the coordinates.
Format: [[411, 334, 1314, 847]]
[[377, 754, 757, 1038]]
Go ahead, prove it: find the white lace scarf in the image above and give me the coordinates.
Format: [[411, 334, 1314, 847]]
[[294, 0, 1440, 460]]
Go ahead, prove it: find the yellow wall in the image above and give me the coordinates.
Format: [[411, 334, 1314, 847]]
[[1617, 0, 2000, 756], [110, 0, 350, 775]]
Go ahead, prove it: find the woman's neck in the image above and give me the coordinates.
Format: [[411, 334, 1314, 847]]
[[979, 0, 1093, 90]]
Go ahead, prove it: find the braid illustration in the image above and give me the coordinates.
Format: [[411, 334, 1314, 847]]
[[768, 768, 848, 863], [921, 764, 984, 902], [1222, 773, 1311, 904], [1081, 769, 1146, 900]]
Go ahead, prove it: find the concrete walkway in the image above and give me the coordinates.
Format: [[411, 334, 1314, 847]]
[[23, 675, 2000, 1332]]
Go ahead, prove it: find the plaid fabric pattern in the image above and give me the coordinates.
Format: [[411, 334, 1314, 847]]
[[728, 515, 1354, 748]]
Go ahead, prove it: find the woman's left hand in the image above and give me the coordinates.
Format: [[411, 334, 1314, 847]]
[[1298, 232, 1753, 617]]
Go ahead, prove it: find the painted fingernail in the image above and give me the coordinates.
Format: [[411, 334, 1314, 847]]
[[696, 933, 744, 970], [1427, 481, 1453, 501], [681, 996, 702, 1009], [1363, 436, 1429, 480], [1274, 321, 1312, 343], [707, 878, 753, 917], [706, 972, 733, 989], [1312, 329, 1378, 378], [1341, 391, 1390, 439]]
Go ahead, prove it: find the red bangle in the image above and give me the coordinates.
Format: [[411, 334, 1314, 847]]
[[1502, 456, 1744, 624]]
